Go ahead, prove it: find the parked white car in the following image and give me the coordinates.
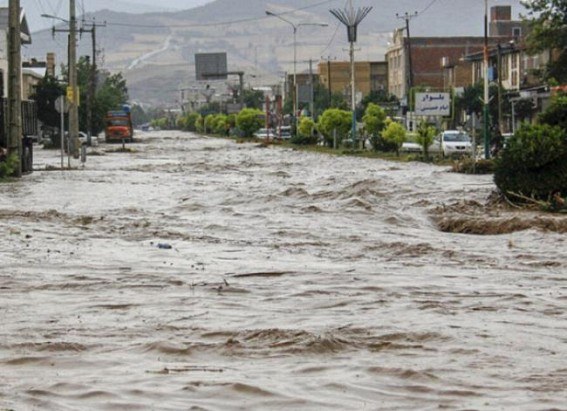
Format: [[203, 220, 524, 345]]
[[440, 130, 472, 157], [253, 128, 276, 140]]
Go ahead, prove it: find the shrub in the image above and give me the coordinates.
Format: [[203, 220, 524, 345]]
[[415, 121, 437, 159], [317, 108, 351, 147], [362, 103, 386, 151], [236, 108, 263, 137], [292, 117, 318, 145], [381, 120, 407, 156], [0, 152, 19, 179], [494, 123, 567, 199]]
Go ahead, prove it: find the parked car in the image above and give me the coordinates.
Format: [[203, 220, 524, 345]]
[[439, 130, 472, 157], [253, 128, 276, 140], [278, 126, 292, 140], [78, 131, 99, 146], [401, 139, 441, 153]]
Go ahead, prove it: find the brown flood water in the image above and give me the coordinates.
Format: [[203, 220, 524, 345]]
[[1, 131, 566, 410]]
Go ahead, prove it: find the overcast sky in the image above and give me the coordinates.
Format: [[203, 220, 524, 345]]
[[0, 0, 215, 31]]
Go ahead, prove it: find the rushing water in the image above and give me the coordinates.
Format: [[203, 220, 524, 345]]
[[1, 131, 566, 411]]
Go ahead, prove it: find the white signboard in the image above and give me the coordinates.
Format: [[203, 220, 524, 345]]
[[415, 92, 451, 116]]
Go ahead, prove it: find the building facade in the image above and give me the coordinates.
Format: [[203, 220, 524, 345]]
[[386, 5, 524, 101], [317, 61, 388, 101]]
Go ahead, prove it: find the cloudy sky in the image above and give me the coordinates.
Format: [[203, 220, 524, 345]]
[[0, 0, 215, 31]]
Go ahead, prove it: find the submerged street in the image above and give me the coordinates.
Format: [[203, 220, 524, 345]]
[[1, 131, 566, 410]]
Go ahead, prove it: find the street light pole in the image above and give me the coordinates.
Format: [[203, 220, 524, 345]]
[[483, 0, 490, 159], [266, 11, 327, 129]]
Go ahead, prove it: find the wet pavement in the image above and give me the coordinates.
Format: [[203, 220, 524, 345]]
[[1, 131, 566, 410]]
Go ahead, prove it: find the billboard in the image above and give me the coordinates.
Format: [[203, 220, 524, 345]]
[[415, 92, 451, 116], [195, 52, 227, 81]]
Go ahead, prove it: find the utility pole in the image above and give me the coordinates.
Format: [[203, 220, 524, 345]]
[[68, 0, 80, 159], [327, 58, 332, 106], [7, 0, 22, 177], [81, 20, 105, 145], [483, 0, 491, 159], [396, 12, 418, 98], [309, 59, 314, 119]]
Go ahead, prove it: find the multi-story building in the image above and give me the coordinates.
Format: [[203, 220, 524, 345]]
[[317, 61, 388, 101], [386, 5, 522, 101]]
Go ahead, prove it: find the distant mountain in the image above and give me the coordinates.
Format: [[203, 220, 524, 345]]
[[22, 0, 528, 107]]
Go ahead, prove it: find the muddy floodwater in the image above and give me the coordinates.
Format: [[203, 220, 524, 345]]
[[1, 131, 566, 410]]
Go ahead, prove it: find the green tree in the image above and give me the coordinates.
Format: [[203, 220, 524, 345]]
[[242, 89, 265, 110], [538, 94, 567, 129], [236, 108, 263, 137], [523, 0, 567, 82], [29, 74, 65, 129], [357, 90, 399, 120], [317, 108, 351, 147], [382, 120, 407, 156], [415, 121, 437, 159], [455, 83, 483, 117], [362, 103, 387, 151]]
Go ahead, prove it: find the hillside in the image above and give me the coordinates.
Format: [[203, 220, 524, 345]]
[[22, 0, 528, 107]]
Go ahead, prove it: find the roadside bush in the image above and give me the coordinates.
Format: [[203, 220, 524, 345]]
[[180, 112, 199, 132], [236, 108, 263, 137], [317, 108, 351, 147], [494, 123, 567, 199], [195, 114, 204, 133], [362, 103, 387, 152], [381, 120, 407, 156], [415, 121, 437, 159], [292, 117, 318, 145], [0, 152, 19, 179]]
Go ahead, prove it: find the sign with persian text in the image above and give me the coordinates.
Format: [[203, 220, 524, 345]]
[[415, 92, 450, 116]]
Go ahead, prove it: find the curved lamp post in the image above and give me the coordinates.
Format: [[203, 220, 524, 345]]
[[265, 11, 327, 127]]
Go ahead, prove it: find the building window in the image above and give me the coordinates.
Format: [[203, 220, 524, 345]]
[[512, 27, 522, 38]]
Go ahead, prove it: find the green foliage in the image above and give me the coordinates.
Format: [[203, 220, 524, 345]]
[[236, 108, 263, 137], [150, 118, 169, 129], [211, 114, 229, 135], [381, 120, 407, 156], [357, 90, 399, 120], [494, 123, 567, 198], [415, 121, 437, 159], [29, 75, 65, 129], [292, 117, 318, 145], [204, 114, 215, 133], [538, 95, 567, 129], [523, 0, 567, 82], [317, 108, 351, 147], [0, 153, 19, 179], [241, 89, 266, 110], [195, 115, 204, 133], [177, 112, 199, 132], [362, 103, 387, 151], [514, 98, 536, 122], [297, 117, 315, 138]]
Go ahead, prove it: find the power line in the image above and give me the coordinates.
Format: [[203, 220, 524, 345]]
[[99, 0, 340, 29]]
